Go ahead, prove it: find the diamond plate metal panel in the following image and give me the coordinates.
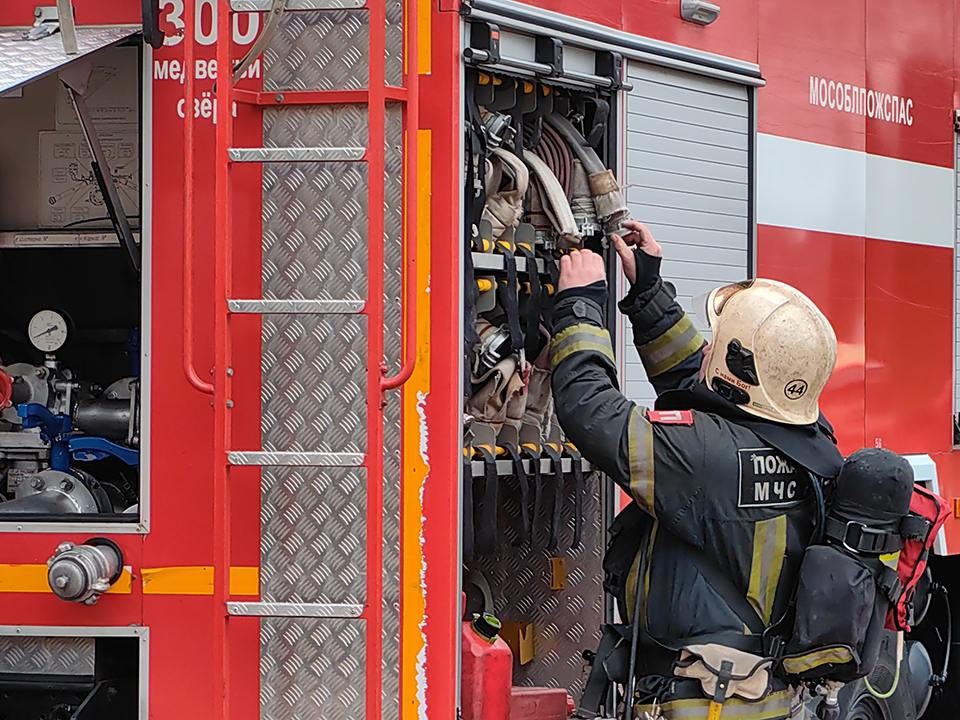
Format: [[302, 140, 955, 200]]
[[479, 472, 604, 696], [261, 316, 367, 454], [261, 618, 365, 720], [385, 0, 404, 88], [262, 7, 403, 92], [0, 26, 137, 95], [265, 11, 368, 91], [262, 106, 369, 303], [261, 467, 366, 604], [0, 636, 94, 675], [380, 104, 403, 720]]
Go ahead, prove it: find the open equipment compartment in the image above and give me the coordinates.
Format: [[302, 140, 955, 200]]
[[0, 24, 146, 527], [461, 17, 627, 701]]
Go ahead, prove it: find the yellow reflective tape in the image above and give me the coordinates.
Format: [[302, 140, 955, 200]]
[[782, 646, 854, 675], [550, 324, 615, 367], [627, 407, 655, 513], [230, 566, 260, 596], [640, 315, 705, 377], [747, 515, 787, 624], [636, 689, 794, 720], [141, 566, 213, 595], [707, 701, 723, 720], [551, 322, 610, 345], [141, 566, 260, 595], [551, 340, 616, 367], [880, 551, 900, 570], [0, 564, 133, 594], [417, 0, 431, 75]]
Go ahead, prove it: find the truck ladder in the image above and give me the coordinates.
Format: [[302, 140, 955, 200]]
[[192, 1, 419, 717]]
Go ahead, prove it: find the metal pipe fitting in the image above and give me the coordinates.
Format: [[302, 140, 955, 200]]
[[47, 538, 124, 605]]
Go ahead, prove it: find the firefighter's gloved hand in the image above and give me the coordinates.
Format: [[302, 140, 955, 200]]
[[558, 249, 605, 293], [613, 221, 662, 292]]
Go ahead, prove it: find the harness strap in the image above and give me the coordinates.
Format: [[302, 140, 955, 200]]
[[824, 517, 904, 555], [543, 442, 564, 550], [495, 235, 524, 356], [522, 443, 544, 547], [501, 444, 531, 546], [462, 450, 475, 564], [516, 241, 542, 361], [473, 445, 499, 555], [565, 443, 585, 549]]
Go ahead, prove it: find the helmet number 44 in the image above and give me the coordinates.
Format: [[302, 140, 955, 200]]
[[784, 380, 808, 400]]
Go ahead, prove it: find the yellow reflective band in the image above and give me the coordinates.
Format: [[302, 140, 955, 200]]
[[707, 701, 723, 720], [549, 324, 616, 368], [880, 551, 900, 570], [639, 315, 706, 377], [0, 564, 258, 596], [782, 646, 855, 675], [0, 564, 133, 594], [747, 515, 788, 624], [635, 689, 795, 720], [627, 407, 655, 513]]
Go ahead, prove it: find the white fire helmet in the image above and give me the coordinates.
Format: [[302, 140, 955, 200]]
[[696, 279, 837, 426]]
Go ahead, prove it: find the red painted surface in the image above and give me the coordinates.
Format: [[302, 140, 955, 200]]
[[757, 226, 867, 454], [420, 4, 464, 717], [933, 452, 960, 553], [0, 0, 959, 715], [520, 0, 759, 62], [864, 239, 954, 454]]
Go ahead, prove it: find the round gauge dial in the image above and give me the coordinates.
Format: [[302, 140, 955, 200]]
[[27, 309, 69, 353]]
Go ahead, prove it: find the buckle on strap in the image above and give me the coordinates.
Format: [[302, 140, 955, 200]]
[[827, 517, 902, 555], [900, 513, 932, 541]]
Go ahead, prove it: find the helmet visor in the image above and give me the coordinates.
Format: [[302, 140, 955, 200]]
[[693, 280, 755, 328]]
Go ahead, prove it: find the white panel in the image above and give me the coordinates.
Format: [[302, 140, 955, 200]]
[[564, 45, 597, 75], [622, 63, 751, 410], [499, 30, 536, 61], [757, 133, 955, 248], [757, 134, 867, 238]]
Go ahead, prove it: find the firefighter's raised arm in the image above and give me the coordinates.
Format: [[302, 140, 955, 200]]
[[612, 222, 706, 395], [550, 250, 715, 542]]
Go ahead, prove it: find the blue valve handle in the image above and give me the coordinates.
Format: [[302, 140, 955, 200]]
[[18, 403, 72, 471], [68, 436, 139, 466], [17, 403, 139, 469]]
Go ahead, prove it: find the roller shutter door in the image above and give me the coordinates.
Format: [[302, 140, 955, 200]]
[[621, 63, 752, 409]]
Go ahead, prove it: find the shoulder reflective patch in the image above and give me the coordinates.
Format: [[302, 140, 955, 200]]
[[645, 410, 694, 425], [737, 448, 807, 508]]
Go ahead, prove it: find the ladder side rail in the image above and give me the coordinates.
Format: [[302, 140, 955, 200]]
[[213, 2, 235, 719], [365, 2, 388, 719]]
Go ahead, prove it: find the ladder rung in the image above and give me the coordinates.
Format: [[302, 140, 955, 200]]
[[470, 457, 592, 477], [229, 451, 365, 467], [227, 602, 364, 618], [231, 0, 363, 9], [228, 299, 364, 315], [228, 147, 365, 163]]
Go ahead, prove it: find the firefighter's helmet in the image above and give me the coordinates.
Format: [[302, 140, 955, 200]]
[[699, 279, 837, 425]]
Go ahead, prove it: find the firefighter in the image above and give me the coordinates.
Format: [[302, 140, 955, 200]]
[[552, 222, 843, 719]]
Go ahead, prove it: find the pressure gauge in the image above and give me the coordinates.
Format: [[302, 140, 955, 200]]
[[27, 309, 69, 353]]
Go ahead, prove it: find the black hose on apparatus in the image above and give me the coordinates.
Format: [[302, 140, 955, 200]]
[[930, 583, 951, 689]]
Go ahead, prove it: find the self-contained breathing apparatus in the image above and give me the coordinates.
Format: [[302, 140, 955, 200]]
[[462, 70, 630, 565], [578, 447, 950, 720]]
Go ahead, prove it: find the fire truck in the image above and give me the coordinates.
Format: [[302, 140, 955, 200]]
[[0, 0, 957, 718]]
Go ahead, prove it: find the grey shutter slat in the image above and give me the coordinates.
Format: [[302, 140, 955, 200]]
[[622, 63, 751, 411]]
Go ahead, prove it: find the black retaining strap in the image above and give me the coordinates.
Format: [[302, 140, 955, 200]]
[[543, 443, 564, 550], [565, 444, 585, 549], [473, 445, 499, 556]]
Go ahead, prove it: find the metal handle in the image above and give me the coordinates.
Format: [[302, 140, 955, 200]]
[[182, 7, 214, 395], [380, 0, 420, 392]]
